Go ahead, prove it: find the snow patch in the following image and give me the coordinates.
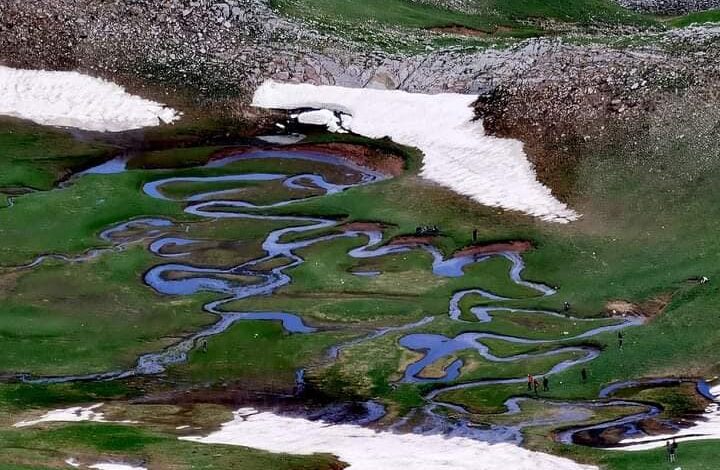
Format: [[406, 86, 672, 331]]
[[181, 407, 596, 470], [14, 404, 108, 427], [0, 66, 180, 132], [294, 109, 347, 133], [252, 80, 579, 223], [89, 463, 146, 470], [14, 403, 136, 427], [257, 133, 306, 145]]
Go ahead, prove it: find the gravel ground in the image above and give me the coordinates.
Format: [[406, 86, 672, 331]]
[[1, 0, 720, 197]]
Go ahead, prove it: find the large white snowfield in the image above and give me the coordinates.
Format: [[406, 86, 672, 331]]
[[0, 66, 180, 132], [252, 80, 580, 224]]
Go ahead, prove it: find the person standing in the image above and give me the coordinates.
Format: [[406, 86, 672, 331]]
[[564, 301, 571, 312], [527, 374, 534, 391], [618, 331, 624, 351], [533, 379, 539, 396], [542, 376, 549, 392], [670, 438, 678, 463], [472, 228, 478, 242], [581, 367, 588, 383]]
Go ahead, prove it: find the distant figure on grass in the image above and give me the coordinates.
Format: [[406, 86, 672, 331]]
[[581, 367, 588, 383], [200, 339, 208, 353], [533, 379, 540, 396], [472, 228, 478, 242], [618, 331, 624, 351], [563, 301, 571, 312], [527, 374, 534, 391], [542, 376, 549, 392], [667, 438, 678, 462]]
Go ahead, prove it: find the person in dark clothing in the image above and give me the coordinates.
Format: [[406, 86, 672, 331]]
[[669, 439, 678, 462], [563, 301, 571, 312], [533, 379, 539, 395], [527, 374, 534, 391], [581, 367, 588, 383], [201, 339, 208, 353], [618, 331, 624, 351], [472, 228, 478, 242], [542, 376, 549, 391]]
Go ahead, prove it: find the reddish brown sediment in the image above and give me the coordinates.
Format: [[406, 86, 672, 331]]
[[208, 142, 404, 177], [605, 293, 671, 319], [388, 235, 436, 245], [429, 26, 489, 37], [453, 240, 533, 258], [338, 222, 387, 232], [283, 143, 405, 176]]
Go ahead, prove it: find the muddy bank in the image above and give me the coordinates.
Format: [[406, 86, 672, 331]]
[[207, 142, 405, 177], [133, 381, 382, 430], [430, 25, 489, 37], [388, 235, 438, 246], [339, 222, 388, 232], [283, 143, 406, 177], [454, 240, 533, 258], [556, 378, 714, 447]]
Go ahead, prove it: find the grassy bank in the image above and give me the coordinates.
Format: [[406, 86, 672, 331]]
[[272, 0, 652, 40], [0, 119, 112, 191]]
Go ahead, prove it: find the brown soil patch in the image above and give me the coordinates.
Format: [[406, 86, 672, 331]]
[[0, 187, 36, 196], [430, 25, 489, 37], [284, 143, 405, 176], [597, 425, 627, 445], [454, 240, 533, 258], [605, 300, 637, 315], [417, 356, 458, 380], [208, 142, 404, 177], [0, 270, 21, 296], [636, 417, 678, 435], [338, 222, 386, 232], [605, 293, 671, 319], [389, 235, 435, 246], [136, 386, 292, 408]]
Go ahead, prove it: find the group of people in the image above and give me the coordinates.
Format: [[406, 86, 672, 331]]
[[526, 367, 587, 394], [527, 374, 550, 395], [415, 225, 441, 236]]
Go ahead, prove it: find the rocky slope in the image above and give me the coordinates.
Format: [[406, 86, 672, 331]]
[[1, 0, 720, 201], [616, 0, 720, 14]]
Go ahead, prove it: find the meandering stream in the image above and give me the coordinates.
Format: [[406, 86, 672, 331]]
[[9, 149, 714, 449]]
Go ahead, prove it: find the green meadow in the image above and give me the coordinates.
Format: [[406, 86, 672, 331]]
[[1, 110, 720, 469]]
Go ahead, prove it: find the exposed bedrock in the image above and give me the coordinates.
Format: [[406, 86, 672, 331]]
[[616, 0, 720, 14], [1, 1, 719, 99], [2, 1, 720, 205]]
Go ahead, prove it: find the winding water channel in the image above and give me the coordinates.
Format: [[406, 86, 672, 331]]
[[10, 149, 717, 449]]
